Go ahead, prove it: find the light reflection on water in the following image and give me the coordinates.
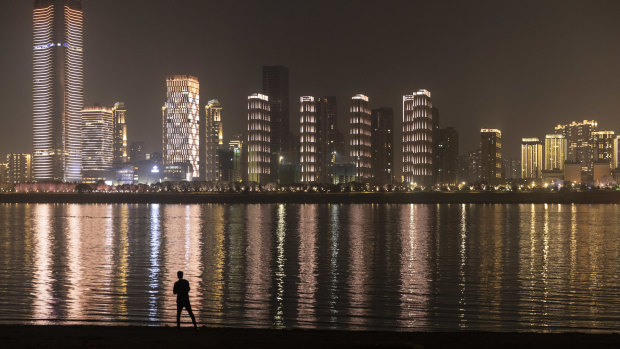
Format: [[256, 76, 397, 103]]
[[1, 203, 620, 332]]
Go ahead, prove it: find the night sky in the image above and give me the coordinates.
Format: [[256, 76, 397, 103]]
[[2, 0, 620, 175]]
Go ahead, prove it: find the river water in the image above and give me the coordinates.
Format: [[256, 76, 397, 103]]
[[0, 203, 619, 332]]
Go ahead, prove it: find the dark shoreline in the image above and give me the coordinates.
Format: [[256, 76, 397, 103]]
[[1, 191, 620, 204], [1, 325, 619, 348]]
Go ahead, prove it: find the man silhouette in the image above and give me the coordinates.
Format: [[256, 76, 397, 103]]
[[173, 271, 198, 330]]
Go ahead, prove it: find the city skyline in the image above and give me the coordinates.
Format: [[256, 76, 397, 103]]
[[3, 1, 620, 177]]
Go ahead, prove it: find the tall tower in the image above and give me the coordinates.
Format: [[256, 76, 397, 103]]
[[554, 120, 597, 174], [299, 96, 318, 183], [402, 90, 433, 185], [371, 107, 394, 184], [544, 134, 567, 171], [112, 102, 128, 167], [262, 66, 290, 180], [247, 93, 271, 184], [349, 94, 373, 182], [82, 106, 113, 179], [521, 138, 542, 179], [480, 129, 502, 185], [204, 99, 223, 182], [33, 0, 84, 182], [162, 75, 200, 180]]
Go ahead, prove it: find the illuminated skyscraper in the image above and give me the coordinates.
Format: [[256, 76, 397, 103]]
[[544, 134, 567, 171], [554, 120, 597, 173], [593, 130, 615, 165], [203, 99, 223, 182], [402, 90, 433, 185], [371, 107, 394, 184], [112, 102, 128, 167], [348, 94, 373, 182], [521, 138, 542, 179], [81, 106, 113, 172], [300, 96, 318, 183], [480, 129, 502, 185], [6, 154, 32, 183], [33, 0, 83, 182], [247, 93, 271, 184], [229, 134, 245, 183], [162, 75, 200, 180]]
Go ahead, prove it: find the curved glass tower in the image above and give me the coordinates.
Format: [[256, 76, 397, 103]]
[[33, 0, 84, 182]]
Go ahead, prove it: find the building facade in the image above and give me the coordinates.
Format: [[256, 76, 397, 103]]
[[263, 66, 290, 179], [480, 129, 502, 185], [204, 99, 223, 182], [162, 75, 200, 180], [247, 93, 271, 184], [82, 106, 113, 173], [349, 94, 373, 182], [229, 135, 245, 183], [434, 127, 459, 186], [6, 154, 32, 183], [317, 96, 343, 184], [299, 96, 318, 183], [521, 138, 543, 179], [544, 134, 567, 171], [112, 102, 128, 167], [593, 130, 615, 165], [402, 90, 433, 185], [371, 107, 394, 184], [33, 0, 84, 182], [554, 120, 597, 174]]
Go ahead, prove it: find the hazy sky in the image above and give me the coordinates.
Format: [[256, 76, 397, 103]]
[[2, 0, 620, 170]]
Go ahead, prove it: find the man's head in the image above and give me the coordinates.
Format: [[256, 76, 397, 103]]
[[177, 271, 183, 279]]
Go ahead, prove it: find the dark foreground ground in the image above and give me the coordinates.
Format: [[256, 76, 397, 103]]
[[1, 326, 619, 349], [3, 191, 620, 204]]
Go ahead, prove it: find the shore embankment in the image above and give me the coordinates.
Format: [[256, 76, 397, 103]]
[[0, 325, 619, 349], [0, 191, 620, 204]]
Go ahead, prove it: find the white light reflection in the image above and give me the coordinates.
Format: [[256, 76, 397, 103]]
[[274, 204, 286, 328], [32, 204, 54, 323], [148, 204, 161, 322], [297, 204, 317, 327]]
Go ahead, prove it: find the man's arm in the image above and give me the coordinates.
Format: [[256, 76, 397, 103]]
[[173, 282, 178, 295]]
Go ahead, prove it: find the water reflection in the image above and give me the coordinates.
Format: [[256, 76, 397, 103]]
[[1, 203, 620, 331]]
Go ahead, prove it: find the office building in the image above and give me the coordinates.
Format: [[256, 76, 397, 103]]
[[593, 130, 615, 165], [544, 134, 567, 171], [480, 129, 502, 185], [203, 99, 223, 182], [33, 0, 84, 182], [82, 106, 113, 173], [349, 94, 373, 182], [300, 96, 318, 183], [263, 66, 290, 179], [434, 127, 459, 186], [371, 107, 394, 184], [129, 141, 146, 163], [6, 154, 32, 183], [112, 102, 128, 167], [317, 96, 344, 183], [229, 134, 245, 183], [403, 90, 434, 185], [521, 138, 542, 179], [162, 75, 200, 180], [0, 162, 7, 184], [247, 93, 271, 184], [554, 120, 597, 174]]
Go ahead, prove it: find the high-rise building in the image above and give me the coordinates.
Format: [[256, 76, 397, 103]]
[[402, 90, 434, 185], [371, 107, 394, 184], [593, 130, 615, 165], [317, 96, 343, 184], [82, 106, 113, 172], [112, 102, 128, 167], [434, 127, 459, 186], [349, 94, 373, 182], [0, 162, 8, 184], [203, 99, 223, 182], [6, 154, 32, 183], [262, 66, 290, 179], [247, 93, 271, 184], [33, 0, 84, 182], [480, 129, 502, 185], [554, 120, 597, 174], [300, 96, 318, 183], [129, 141, 146, 163], [162, 75, 200, 180], [521, 138, 542, 179], [544, 134, 567, 171], [229, 135, 245, 183], [503, 157, 521, 180]]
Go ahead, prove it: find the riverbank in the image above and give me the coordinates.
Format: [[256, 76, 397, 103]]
[[1, 191, 620, 204], [0, 325, 619, 349]]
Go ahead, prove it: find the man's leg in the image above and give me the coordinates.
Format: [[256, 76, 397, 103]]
[[185, 302, 197, 329], [176, 303, 183, 329]]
